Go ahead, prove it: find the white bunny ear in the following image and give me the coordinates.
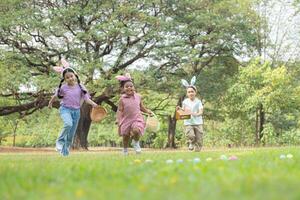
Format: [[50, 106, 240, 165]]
[[61, 58, 70, 68], [53, 66, 64, 73], [181, 79, 189, 87], [190, 76, 196, 86]]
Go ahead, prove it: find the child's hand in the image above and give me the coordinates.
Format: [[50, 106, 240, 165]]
[[192, 112, 200, 116], [176, 106, 181, 111], [92, 103, 98, 108], [148, 110, 154, 116]]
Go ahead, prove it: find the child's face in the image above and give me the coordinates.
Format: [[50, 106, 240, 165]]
[[186, 87, 196, 99], [64, 72, 77, 85], [123, 81, 135, 95]]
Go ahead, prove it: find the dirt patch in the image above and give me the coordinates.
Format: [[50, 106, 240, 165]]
[[0, 146, 188, 153], [0, 147, 54, 153], [0, 146, 229, 154], [1, 146, 285, 154], [0, 146, 130, 153]]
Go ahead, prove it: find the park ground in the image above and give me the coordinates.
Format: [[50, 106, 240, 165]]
[[0, 146, 299, 200]]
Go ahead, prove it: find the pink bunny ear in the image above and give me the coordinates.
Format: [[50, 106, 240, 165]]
[[53, 66, 64, 73], [125, 73, 131, 79], [61, 58, 70, 68], [115, 75, 131, 81]]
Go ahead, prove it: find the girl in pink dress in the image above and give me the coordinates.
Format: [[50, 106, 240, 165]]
[[116, 74, 152, 155]]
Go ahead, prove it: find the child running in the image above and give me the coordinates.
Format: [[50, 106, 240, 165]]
[[177, 76, 204, 152], [116, 73, 152, 155], [48, 58, 98, 156]]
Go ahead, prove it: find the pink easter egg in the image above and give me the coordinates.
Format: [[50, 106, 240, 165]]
[[229, 155, 238, 160]]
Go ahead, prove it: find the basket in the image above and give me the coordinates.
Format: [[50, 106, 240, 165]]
[[175, 109, 191, 120], [146, 114, 160, 132], [90, 106, 107, 122]]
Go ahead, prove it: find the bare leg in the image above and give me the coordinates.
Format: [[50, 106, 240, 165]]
[[123, 134, 130, 148], [132, 128, 141, 141], [131, 128, 141, 153]]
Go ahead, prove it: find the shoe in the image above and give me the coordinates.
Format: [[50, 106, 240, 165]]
[[55, 146, 62, 156], [55, 142, 62, 152], [188, 143, 194, 151], [132, 140, 142, 154], [122, 148, 128, 156], [194, 144, 202, 152]]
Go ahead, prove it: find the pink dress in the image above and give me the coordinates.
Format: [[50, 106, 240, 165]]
[[117, 93, 145, 136]]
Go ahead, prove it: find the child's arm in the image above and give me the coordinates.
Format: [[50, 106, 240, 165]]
[[116, 100, 124, 124], [193, 108, 203, 116], [177, 98, 187, 111], [176, 103, 186, 111], [193, 101, 203, 116], [80, 84, 97, 107], [140, 99, 152, 115], [48, 95, 57, 108], [84, 98, 98, 108]]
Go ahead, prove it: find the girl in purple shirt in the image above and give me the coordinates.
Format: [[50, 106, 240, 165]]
[[48, 68, 97, 156]]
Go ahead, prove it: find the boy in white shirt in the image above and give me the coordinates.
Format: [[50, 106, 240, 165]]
[[177, 76, 204, 152]]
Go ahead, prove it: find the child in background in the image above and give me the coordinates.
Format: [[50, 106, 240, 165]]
[[116, 73, 152, 155], [177, 76, 204, 152], [48, 59, 98, 156]]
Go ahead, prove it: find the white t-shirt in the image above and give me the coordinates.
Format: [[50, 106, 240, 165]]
[[182, 98, 203, 125]]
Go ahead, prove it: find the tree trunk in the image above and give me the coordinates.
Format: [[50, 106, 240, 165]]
[[255, 108, 259, 145], [166, 114, 177, 148], [165, 95, 185, 148], [71, 89, 118, 150], [255, 103, 265, 144], [258, 104, 265, 141], [12, 120, 19, 147], [73, 103, 92, 150]]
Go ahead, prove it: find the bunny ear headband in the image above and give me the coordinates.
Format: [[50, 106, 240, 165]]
[[115, 73, 132, 82], [52, 57, 77, 77], [181, 76, 197, 90]]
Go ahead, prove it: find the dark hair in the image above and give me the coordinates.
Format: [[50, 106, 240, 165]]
[[120, 79, 133, 88], [57, 68, 87, 99], [119, 79, 134, 94], [187, 86, 197, 92]]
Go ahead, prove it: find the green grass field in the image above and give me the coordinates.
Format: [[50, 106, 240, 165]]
[[1, 147, 299, 200]]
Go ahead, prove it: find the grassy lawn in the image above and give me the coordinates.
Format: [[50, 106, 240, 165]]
[[0, 147, 299, 200]]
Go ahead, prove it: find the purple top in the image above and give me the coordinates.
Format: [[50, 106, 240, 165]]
[[55, 84, 90, 109]]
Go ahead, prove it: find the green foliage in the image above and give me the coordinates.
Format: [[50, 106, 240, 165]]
[[88, 112, 121, 147], [1, 0, 299, 147], [0, 126, 9, 145], [223, 59, 300, 144], [1, 109, 60, 147]]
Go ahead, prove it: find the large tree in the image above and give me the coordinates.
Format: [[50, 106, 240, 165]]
[[149, 0, 261, 147], [0, 0, 261, 149], [223, 59, 300, 144], [0, 0, 166, 148]]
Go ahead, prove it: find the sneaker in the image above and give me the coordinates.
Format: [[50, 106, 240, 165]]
[[55, 142, 62, 152], [132, 140, 142, 154], [194, 144, 201, 152], [55, 146, 62, 154], [122, 148, 128, 156], [188, 143, 194, 151]]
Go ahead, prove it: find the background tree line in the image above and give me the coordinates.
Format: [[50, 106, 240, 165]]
[[0, 0, 300, 148]]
